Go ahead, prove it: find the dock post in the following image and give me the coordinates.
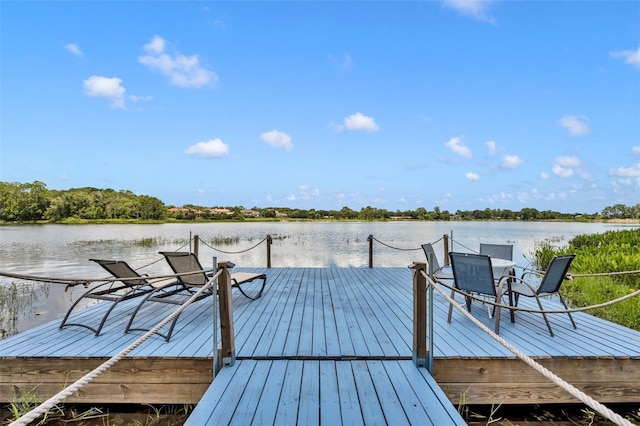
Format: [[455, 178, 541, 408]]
[[368, 235, 373, 268], [443, 234, 450, 266], [217, 261, 236, 367], [427, 255, 435, 373], [267, 234, 272, 268], [211, 256, 218, 378], [193, 235, 199, 257], [412, 261, 427, 368]]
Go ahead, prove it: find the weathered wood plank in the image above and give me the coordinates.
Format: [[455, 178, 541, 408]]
[[274, 360, 304, 424], [297, 360, 320, 425], [319, 361, 342, 424]]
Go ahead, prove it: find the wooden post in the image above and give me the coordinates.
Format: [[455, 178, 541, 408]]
[[211, 256, 218, 378], [443, 234, 450, 266], [193, 235, 199, 257], [217, 261, 235, 366], [368, 235, 373, 268], [412, 261, 427, 367], [266, 234, 272, 268]]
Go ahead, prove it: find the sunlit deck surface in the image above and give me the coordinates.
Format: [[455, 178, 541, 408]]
[[2, 267, 639, 424]]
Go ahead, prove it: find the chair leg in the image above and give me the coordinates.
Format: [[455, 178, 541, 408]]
[[234, 276, 266, 300], [533, 295, 554, 337], [447, 288, 456, 323], [558, 293, 577, 329], [493, 296, 501, 335]]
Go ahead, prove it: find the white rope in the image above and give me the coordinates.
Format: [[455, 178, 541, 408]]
[[423, 271, 635, 426], [9, 268, 223, 426]]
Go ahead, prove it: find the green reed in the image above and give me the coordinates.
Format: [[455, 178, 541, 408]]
[[0, 281, 46, 339], [531, 228, 640, 330]]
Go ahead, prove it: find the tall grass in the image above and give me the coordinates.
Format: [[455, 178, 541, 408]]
[[531, 228, 640, 330], [0, 281, 46, 339]]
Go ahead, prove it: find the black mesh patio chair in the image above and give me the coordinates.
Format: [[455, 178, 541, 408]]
[[125, 251, 266, 342], [479, 243, 513, 261], [59, 259, 174, 336], [447, 252, 510, 334], [508, 254, 577, 337], [422, 243, 445, 277]]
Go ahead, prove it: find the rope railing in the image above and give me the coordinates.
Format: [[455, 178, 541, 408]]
[[9, 267, 224, 426], [368, 235, 441, 251], [417, 268, 635, 426], [199, 236, 268, 254]]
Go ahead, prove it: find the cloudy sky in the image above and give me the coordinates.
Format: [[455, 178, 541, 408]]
[[1, 1, 639, 214]]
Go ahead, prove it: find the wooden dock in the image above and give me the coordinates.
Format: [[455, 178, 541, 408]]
[[1, 267, 639, 422]]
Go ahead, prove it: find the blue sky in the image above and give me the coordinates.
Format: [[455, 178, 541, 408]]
[[1, 1, 639, 214]]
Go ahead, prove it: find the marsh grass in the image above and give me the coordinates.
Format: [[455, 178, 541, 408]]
[[0, 281, 47, 339], [69, 237, 188, 249], [532, 228, 640, 331], [1, 400, 191, 425]]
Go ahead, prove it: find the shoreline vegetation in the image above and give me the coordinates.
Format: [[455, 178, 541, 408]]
[[2, 181, 640, 224]]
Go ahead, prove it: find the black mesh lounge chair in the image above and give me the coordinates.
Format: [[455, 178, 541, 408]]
[[59, 259, 174, 336], [125, 251, 266, 342], [508, 254, 577, 337], [447, 252, 510, 334]]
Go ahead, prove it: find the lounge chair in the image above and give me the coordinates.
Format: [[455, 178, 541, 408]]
[[125, 252, 266, 342], [508, 254, 577, 336], [447, 252, 510, 334], [59, 259, 174, 336]]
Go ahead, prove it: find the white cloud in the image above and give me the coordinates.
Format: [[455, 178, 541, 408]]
[[185, 138, 229, 158], [64, 43, 83, 56], [501, 154, 522, 169], [609, 46, 640, 70], [632, 146, 640, 156], [465, 172, 480, 181], [555, 156, 582, 168], [260, 130, 293, 151], [444, 137, 472, 159], [540, 172, 549, 180], [334, 112, 379, 133], [610, 163, 640, 178], [485, 140, 496, 155], [138, 35, 217, 88], [558, 115, 591, 137], [443, 0, 496, 24], [83, 76, 125, 109], [552, 164, 574, 178]]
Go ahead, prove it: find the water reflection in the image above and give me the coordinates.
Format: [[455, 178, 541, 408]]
[[0, 221, 636, 336]]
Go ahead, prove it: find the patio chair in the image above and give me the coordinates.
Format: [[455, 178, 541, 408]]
[[421, 243, 445, 278], [59, 259, 174, 336], [479, 243, 513, 261], [508, 254, 577, 337], [125, 252, 266, 341], [479, 243, 515, 284], [447, 252, 510, 334]]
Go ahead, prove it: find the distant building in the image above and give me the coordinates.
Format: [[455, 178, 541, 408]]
[[241, 209, 260, 217], [209, 208, 233, 216]]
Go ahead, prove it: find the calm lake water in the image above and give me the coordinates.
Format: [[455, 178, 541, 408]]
[[1, 221, 637, 335]]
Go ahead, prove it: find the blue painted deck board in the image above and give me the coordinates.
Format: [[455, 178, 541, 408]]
[[184, 360, 467, 426]]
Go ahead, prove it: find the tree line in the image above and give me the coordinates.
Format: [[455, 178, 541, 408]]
[[1, 181, 639, 223]]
